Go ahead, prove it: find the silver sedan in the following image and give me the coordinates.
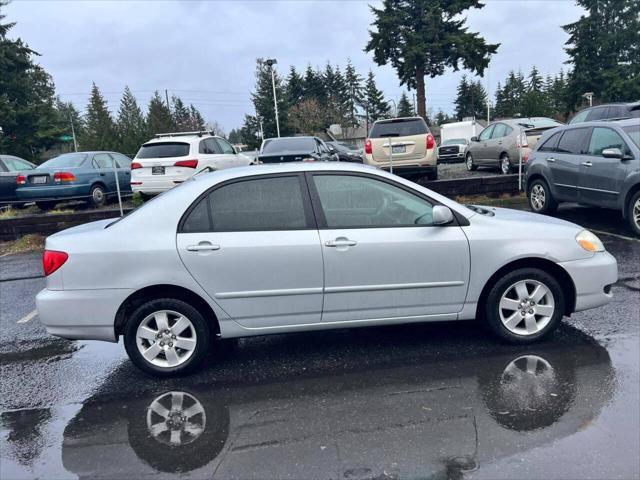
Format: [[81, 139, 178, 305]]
[[36, 163, 618, 376]]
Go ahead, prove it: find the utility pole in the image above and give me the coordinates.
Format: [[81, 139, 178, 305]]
[[486, 59, 491, 123], [69, 113, 78, 152], [265, 59, 280, 137], [165, 89, 170, 108]]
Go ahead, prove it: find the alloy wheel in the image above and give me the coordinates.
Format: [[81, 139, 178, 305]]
[[633, 197, 640, 231], [466, 154, 473, 170], [136, 310, 197, 368], [530, 184, 546, 211], [146, 391, 206, 446], [92, 187, 105, 204], [501, 156, 510, 174], [499, 279, 555, 336]]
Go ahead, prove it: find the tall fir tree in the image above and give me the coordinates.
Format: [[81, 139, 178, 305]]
[[454, 76, 486, 120], [396, 92, 414, 117], [188, 104, 205, 130], [147, 91, 174, 135], [80, 83, 117, 151], [116, 86, 147, 155], [362, 71, 390, 122], [343, 59, 364, 126], [286, 66, 305, 106], [250, 59, 289, 139], [171, 96, 191, 131], [55, 98, 84, 150]]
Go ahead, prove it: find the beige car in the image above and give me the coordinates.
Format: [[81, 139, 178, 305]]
[[364, 117, 437, 180]]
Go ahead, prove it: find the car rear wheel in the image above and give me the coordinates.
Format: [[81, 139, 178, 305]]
[[500, 154, 512, 174], [485, 268, 565, 343], [89, 184, 106, 208], [627, 190, 640, 236], [466, 153, 477, 171], [124, 298, 211, 377], [527, 178, 558, 214]]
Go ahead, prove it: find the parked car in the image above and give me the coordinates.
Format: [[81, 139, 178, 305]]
[[569, 102, 640, 124], [0, 154, 36, 205], [37, 163, 617, 376], [525, 118, 640, 235], [326, 141, 364, 163], [466, 118, 564, 174], [437, 138, 469, 163], [131, 131, 251, 198], [365, 117, 437, 180], [257, 136, 338, 163], [15, 151, 132, 210]]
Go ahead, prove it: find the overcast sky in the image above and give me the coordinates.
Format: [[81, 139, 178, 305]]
[[8, 0, 584, 132]]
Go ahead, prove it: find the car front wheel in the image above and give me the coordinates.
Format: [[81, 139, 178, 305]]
[[527, 178, 558, 214], [485, 268, 565, 343], [124, 298, 211, 377], [627, 190, 640, 236]]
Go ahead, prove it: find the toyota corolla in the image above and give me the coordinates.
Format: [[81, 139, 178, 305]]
[[36, 163, 617, 376]]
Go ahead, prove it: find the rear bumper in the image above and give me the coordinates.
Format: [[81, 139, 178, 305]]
[[16, 184, 91, 200], [36, 288, 135, 342], [559, 251, 618, 313]]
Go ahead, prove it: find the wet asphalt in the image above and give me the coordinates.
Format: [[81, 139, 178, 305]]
[[1, 204, 639, 480]]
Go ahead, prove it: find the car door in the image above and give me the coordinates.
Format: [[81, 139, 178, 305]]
[[472, 125, 495, 164], [176, 174, 323, 328], [578, 126, 631, 208], [214, 137, 241, 169], [549, 127, 590, 201], [308, 172, 470, 323], [487, 123, 508, 163], [110, 153, 132, 192], [197, 138, 224, 171], [92, 153, 118, 193]]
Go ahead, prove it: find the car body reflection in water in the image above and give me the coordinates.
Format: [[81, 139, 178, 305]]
[[62, 325, 614, 479]]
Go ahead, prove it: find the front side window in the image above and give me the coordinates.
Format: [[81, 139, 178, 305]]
[[313, 175, 434, 228], [588, 127, 630, 156], [556, 128, 590, 155], [479, 125, 494, 141]]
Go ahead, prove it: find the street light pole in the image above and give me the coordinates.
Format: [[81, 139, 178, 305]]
[[69, 113, 78, 152], [266, 58, 280, 138]]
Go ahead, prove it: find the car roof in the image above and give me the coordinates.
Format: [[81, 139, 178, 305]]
[[143, 135, 219, 145], [373, 116, 423, 124], [583, 101, 640, 108], [558, 118, 638, 128]]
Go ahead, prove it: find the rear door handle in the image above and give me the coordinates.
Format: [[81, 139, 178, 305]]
[[581, 161, 593, 167], [325, 239, 357, 247], [186, 243, 220, 252], [547, 157, 556, 163]]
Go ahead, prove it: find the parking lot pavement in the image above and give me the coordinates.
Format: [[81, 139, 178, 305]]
[[1, 206, 638, 480], [437, 161, 498, 179]]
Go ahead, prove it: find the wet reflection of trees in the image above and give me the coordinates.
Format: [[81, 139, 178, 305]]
[[1, 408, 51, 467]]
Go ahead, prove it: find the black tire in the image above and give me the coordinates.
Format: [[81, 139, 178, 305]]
[[140, 192, 153, 202], [527, 178, 558, 214], [124, 298, 211, 377], [484, 268, 565, 344], [499, 154, 512, 174], [36, 201, 56, 210], [89, 184, 106, 208], [428, 169, 438, 181], [626, 190, 640, 236], [466, 153, 477, 171]]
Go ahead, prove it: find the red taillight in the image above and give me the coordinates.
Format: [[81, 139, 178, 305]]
[[426, 133, 435, 150], [42, 250, 68, 276], [174, 159, 198, 168], [131, 162, 142, 170], [523, 152, 529, 163], [16, 174, 26, 185], [53, 171, 76, 183], [364, 139, 372, 155]]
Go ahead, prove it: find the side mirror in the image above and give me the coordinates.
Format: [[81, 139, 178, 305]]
[[601, 147, 623, 159], [470, 136, 479, 142], [432, 205, 454, 225], [328, 146, 337, 154]]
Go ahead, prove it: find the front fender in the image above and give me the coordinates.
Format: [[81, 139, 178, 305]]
[[618, 173, 640, 218]]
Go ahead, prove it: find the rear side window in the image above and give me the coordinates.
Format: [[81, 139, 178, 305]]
[[2, 156, 33, 171], [587, 127, 630, 156], [93, 153, 115, 169], [556, 128, 590, 154], [182, 198, 211, 232], [491, 123, 509, 138], [209, 176, 308, 231], [200, 138, 221, 154], [112, 153, 132, 168], [215, 138, 236, 154], [370, 119, 428, 138], [137, 142, 190, 159], [538, 132, 562, 152]]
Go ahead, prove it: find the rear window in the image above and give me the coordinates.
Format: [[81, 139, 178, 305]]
[[370, 118, 428, 138], [262, 137, 316, 154], [136, 142, 190, 159], [623, 125, 640, 149], [38, 153, 87, 169]]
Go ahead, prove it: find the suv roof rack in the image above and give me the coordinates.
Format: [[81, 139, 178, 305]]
[[154, 130, 214, 138]]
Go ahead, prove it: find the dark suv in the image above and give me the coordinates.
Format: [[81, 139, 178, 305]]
[[569, 102, 640, 124], [525, 118, 640, 235]]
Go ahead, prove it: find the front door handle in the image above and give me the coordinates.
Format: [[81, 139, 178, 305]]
[[325, 238, 357, 248], [581, 161, 593, 167], [547, 157, 556, 163], [186, 243, 220, 252]]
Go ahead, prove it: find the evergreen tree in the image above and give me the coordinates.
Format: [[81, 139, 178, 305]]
[[397, 92, 414, 117], [521, 66, 547, 117], [366, 0, 498, 119], [0, 1, 63, 160], [80, 83, 117, 151], [434, 109, 453, 126], [55, 98, 84, 150], [171, 96, 191, 131], [454, 76, 486, 120], [250, 59, 289, 139], [188, 104, 205, 130], [332, 66, 351, 123], [362, 71, 390, 122], [563, 0, 640, 108], [343, 59, 363, 126], [228, 128, 241, 144], [147, 91, 174, 135], [302, 65, 326, 102], [116, 86, 147, 155], [240, 114, 262, 150], [286, 66, 305, 105]]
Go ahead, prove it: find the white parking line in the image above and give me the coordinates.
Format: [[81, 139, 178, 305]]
[[591, 229, 640, 243], [17, 309, 38, 324]]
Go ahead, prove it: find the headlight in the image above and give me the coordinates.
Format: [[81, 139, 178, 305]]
[[576, 230, 605, 252]]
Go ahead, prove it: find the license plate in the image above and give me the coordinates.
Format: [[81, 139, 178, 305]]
[[391, 145, 406, 154], [151, 166, 165, 175], [31, 176, 48, 184]]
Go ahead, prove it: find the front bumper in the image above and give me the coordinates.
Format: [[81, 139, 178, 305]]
[[437, 152, 465, 163], [36, 288, 135, 342], [559, 251, 618, 313]]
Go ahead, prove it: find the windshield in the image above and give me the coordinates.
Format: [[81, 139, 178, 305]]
[[136, 142, 190, 159], [263, 137, 316, 153], [38, 153, 88, 169], [623, 125, 640, 149], [370, 118, 428, 138], [442, 138, 467, 145]]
